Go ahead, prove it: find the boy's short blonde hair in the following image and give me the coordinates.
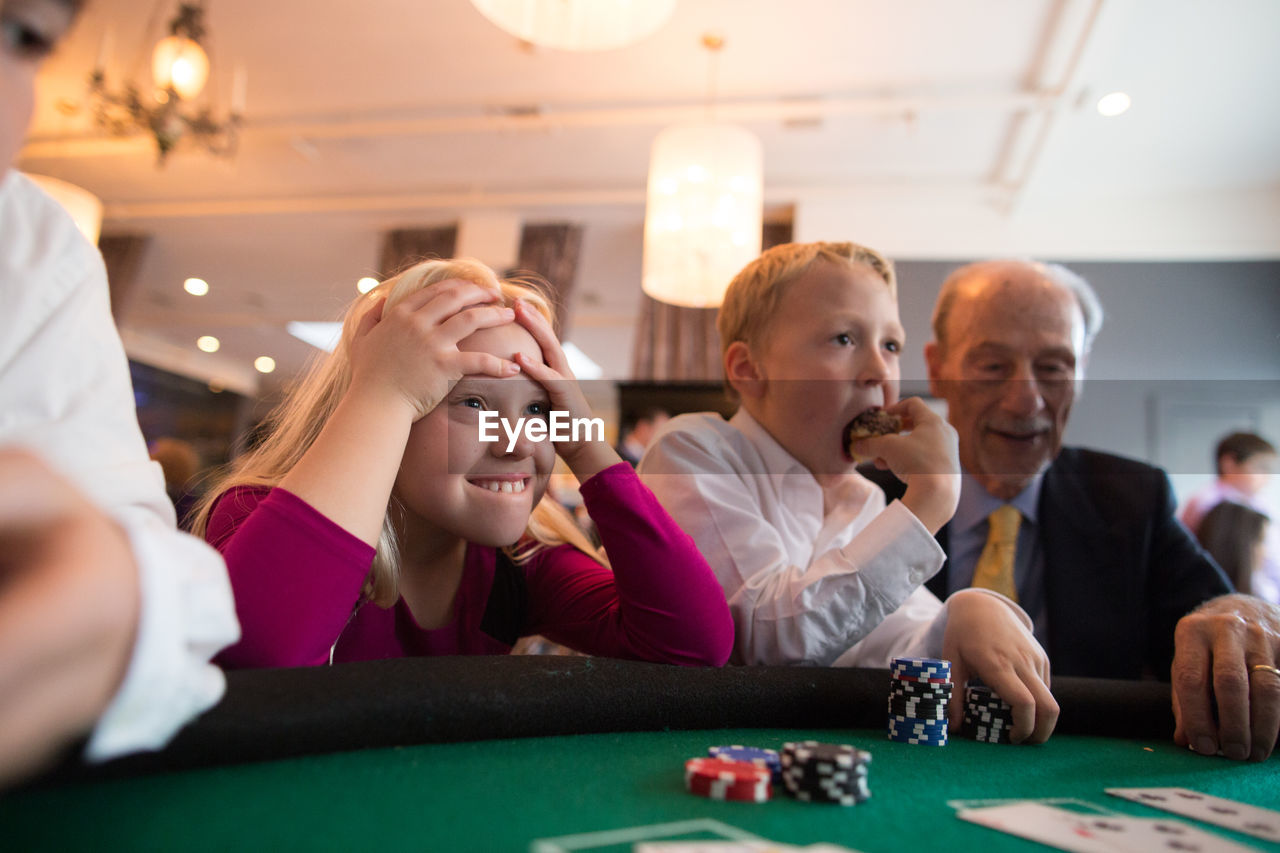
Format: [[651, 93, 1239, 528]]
[[717, 241, 896, 358]]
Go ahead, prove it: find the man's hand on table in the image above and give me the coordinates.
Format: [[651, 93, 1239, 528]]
[[1172, 593, 1280, 761]]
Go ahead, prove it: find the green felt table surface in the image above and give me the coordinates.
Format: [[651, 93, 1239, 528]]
[[3, 728, 1278, 853]]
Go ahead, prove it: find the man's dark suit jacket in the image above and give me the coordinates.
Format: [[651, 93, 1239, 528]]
[[862, 447, 1231, 679]]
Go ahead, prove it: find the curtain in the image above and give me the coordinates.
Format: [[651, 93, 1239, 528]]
[[630, 220, 793, 381], [514, 223, 583, 339], [100, 233, 151, 323], [378, 226, 458, 279]]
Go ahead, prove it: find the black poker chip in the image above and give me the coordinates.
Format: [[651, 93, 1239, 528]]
[[779, 741, 872, 806]]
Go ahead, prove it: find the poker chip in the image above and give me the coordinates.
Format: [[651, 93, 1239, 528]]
[[887, 658, 953, 747], [890, 696, 952, 712], [707, 745, 782, 783], [890, 680, 953, 698], [684, 757, 772, 802], [779, 741, 872, 805], [890, 657, 951, 678], [961, 684, 1016, 744]]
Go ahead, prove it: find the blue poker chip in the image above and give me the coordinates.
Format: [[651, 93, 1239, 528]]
[[707, 745, 782, 781], [889, 668, 949, 678], [890, 657, 951, 672], [886, 729, 948, 746]]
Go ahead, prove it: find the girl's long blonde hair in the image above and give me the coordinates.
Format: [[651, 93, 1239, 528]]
[[191, 257, 604, 607]]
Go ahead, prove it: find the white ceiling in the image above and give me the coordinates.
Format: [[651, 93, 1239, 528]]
[[19, 0, 1280, 392]]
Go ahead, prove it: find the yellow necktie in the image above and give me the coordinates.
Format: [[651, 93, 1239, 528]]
[[972, 505, 1021, 602]]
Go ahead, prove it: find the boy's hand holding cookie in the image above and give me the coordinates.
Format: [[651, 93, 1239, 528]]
[[849, 397, 959, 534]]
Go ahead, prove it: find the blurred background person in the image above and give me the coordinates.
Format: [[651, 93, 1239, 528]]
[[614, 408, 669, 467], [1195, 501, 1271, 598], [1181, 432, 1279, 603], [149, 437, 201, 530]]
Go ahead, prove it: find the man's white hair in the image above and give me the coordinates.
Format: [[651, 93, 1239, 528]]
[[931, 258, 1105, 354]]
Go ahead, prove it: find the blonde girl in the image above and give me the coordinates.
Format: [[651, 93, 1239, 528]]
[[194, 258, 732, 667]]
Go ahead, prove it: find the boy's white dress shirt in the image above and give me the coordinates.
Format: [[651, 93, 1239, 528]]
[[638, 409, 1028, 666], [0, 171, 239, 759]]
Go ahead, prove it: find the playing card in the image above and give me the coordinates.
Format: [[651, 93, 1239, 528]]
[[957, 802, 1122, 853], [958, 802, 1259, 853], [1107, 787, 1280, 844], [1073, 812, 1259, 852]]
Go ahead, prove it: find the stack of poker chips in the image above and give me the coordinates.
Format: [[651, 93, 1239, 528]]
[[684, 757, 772, 802], [886, 656, 952, 746], [962, 684, 1015, 743], [779, 740, 872, 805]]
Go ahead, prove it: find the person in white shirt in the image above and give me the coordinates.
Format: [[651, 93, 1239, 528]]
[[639, 241, 1058, 744], [0, 0, 238, 786]]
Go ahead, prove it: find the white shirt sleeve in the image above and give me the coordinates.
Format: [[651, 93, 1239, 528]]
[[833, 587, 1031, 668], [639, 415, 946, 666], [0, 171, 239, 760]]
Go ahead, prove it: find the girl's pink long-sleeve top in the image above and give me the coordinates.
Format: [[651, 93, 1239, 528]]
[[206, 463, 733, 668]]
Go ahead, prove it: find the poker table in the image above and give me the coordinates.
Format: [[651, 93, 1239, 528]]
[[4, 657, 1278, 852]]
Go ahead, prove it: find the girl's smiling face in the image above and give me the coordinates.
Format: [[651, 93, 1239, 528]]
[[393, 321, 556, 547]]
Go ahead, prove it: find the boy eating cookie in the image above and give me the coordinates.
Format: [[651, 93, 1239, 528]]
[[638, 241, 1058, 743]]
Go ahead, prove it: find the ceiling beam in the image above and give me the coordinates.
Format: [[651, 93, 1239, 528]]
[[23, 89, 1053, 160]]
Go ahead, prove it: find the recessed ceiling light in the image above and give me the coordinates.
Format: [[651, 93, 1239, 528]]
[[196, 335, 220, 353], [254, 356, 276, 374], [184, 277, 209, 296], [1097, 92, 1131, 117], [357, 277, 379, 293]]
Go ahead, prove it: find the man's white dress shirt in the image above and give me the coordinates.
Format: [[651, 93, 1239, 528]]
[[0, 171, 239, 760]]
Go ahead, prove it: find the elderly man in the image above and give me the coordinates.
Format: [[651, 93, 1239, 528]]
[[866, 259, 1280, 761]]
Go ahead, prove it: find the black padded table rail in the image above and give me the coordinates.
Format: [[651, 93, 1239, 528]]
[[40, 656, 1173, 783]]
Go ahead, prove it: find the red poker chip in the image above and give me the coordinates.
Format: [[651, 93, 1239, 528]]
[[685, 775, 772, 802], [685, 757, 771, 783], [891, 673, 951, 684], [684, 758, 772, 802]]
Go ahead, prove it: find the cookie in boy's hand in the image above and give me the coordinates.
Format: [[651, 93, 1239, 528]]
[[845, 408, 904, 457]]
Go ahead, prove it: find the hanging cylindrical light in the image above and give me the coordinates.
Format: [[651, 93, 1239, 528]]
[[27, 174, 104, 245], [152, 33, 209, 99], [469, 0, 675, 51], [642, 122, 763, 308]]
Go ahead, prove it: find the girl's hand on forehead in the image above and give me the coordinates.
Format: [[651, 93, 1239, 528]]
[[348, 278, 519, 421], [511, 299, 622, 479]]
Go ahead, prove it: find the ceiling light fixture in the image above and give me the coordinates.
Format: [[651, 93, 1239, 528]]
[[641, 34, 763, 308], [253, 356, 276, 374], [469, 0, 675, 51], [183, 277, 209, 295], [196, 335, 220, 352], [26, 174, 103, 244], [68, 1, 244, 164], [356, 277, 379, 294]]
